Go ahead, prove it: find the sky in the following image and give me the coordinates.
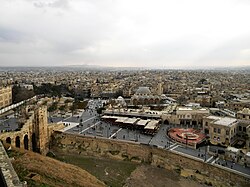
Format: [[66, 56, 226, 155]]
[[0, 0, 250, 68]]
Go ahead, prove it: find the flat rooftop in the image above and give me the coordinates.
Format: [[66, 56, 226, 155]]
[[124, 118, 140, 124], [144, 120, 159, 130], [214, 117, 237, 126], [136, 119, 150, 126]]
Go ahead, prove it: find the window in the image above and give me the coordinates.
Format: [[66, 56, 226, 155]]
[[226, 130, 229, 135], [218, 128, 221, 134], [214, 128, 216, 133], [243, 127, 246, 132], [205, 122, 208, 126], [239, 126, 242, 131]]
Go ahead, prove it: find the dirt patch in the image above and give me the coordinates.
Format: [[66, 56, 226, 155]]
[[125, 165, 205, 187], [52, 149, 138, 187], [8, 149, 105, 187]]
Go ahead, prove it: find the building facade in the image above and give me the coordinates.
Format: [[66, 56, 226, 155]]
[[203, 116, 238, 146], [0, 85, 12, 109]]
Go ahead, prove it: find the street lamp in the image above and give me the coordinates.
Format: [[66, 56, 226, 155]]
[[204, 146, 207, 162]]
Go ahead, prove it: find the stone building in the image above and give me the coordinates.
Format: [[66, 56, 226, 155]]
[[237, 108, 250, 120], [203, 116, 238, 146], [0, 85, 12, 109], [225, 100, 250, 112], [131, 87, 165, 105], [0, 104, 64, 155], [162, 107, 209, 127], [237, 108, 250, 151]]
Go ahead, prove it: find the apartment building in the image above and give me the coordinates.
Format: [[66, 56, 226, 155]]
[[0, 85, 12, 109]]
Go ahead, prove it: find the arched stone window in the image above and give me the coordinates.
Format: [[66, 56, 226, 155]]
[[15, 136, 20, 148]]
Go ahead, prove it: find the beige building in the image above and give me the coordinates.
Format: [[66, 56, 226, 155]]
[[203, 116, 238, 146], [175, 107, 209, 126], [162, 107, 209, 127], [0, 85, 12, 109], [131, 87, 160, 105], [237, 108, 250, 151], [237, 108, 250, 120]]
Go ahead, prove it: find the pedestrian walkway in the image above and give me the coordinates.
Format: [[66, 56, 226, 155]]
[[211, 157, 219, 164], [170, 143, 179, 150], [205, 156, 214, 163]]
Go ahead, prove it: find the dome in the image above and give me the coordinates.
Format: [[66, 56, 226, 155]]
[[135, 87, 151, 95], [160, 94, 167, 99], [117, 96, 124, 100]]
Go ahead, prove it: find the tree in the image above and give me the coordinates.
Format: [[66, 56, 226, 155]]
[[59, 105, 65, 111], [48, 102, 58, 112], [12, 85, 35, 103], [96, 107, 105, 115]]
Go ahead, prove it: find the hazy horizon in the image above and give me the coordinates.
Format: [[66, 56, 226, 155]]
[[0, 0, 250, 68]]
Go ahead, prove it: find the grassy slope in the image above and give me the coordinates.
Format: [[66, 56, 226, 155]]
[[8, 149, 105, 187], [53, 151, 138, 187]]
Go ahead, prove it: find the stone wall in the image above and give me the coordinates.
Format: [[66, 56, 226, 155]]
[[51, 131, 250, 187], [0, 114, 34, 151], [0, 141, 26, 187], [0, 106, 64, 155]]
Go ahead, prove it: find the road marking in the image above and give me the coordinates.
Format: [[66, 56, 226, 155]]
[[79, 121, 100, 134], [169, 143, 177, 149], [148, 137, 154, 145], [109, 128, 122, 139], [62, 116, 97, 132], [206, 156, 214, 163], [211, 157, 219, 164], [170, 144, 179, 150]]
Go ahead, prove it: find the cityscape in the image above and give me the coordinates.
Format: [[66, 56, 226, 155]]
[[0, 67, 250, 186], [1, 0, 250, 187]]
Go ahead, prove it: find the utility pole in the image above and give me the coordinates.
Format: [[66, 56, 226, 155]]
[[186, 134, 188, 149]]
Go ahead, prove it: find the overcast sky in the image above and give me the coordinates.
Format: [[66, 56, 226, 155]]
[[0, 0, 250, 68]]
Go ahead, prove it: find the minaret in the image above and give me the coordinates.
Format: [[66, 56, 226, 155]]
[[157, 82, 163, 95]]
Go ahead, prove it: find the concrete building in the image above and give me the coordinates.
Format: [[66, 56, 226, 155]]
[[237, 108, 250, 151], [203, 116, 238, 146], [0, 85, 12, 109], [225, 146, 241, 162]]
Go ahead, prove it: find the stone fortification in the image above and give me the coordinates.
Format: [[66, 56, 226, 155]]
[[51, 131, 250, 187]]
